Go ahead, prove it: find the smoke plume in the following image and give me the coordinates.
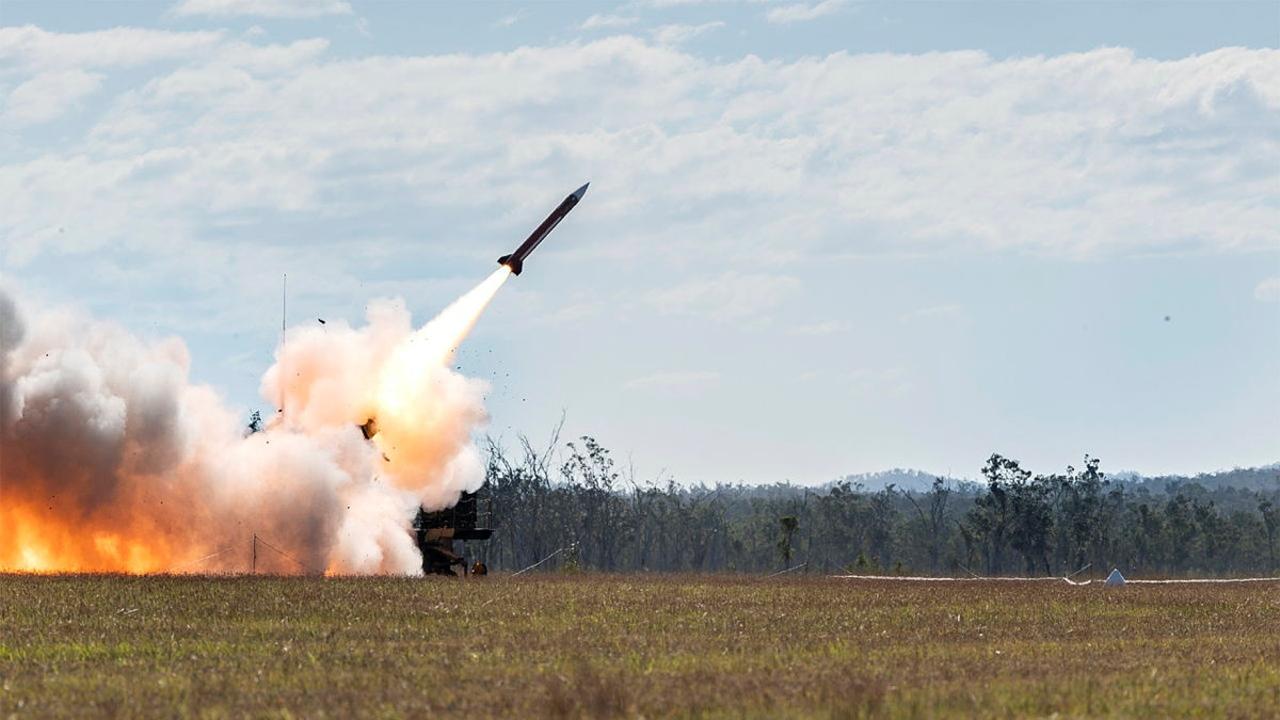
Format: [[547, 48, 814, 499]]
[[0, 268, 511, 574]]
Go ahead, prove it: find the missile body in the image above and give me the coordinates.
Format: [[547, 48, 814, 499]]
[[498, 182, 589, 275]]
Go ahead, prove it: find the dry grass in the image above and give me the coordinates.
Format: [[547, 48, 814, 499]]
[[1, 573, 1278, 718]]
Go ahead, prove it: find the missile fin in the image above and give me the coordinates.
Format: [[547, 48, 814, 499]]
[[497, 255, 522, 275]]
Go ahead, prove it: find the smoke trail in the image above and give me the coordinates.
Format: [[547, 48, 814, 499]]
[[0, 267, 512, 574]]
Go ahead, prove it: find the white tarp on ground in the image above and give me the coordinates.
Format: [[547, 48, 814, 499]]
[[1124, 577, 1280, 584], [831, 573, 1280, 585], [1104, 568, 1127, 586]]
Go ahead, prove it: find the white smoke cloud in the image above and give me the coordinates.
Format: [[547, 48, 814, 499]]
[[0, 272, 505, 574]]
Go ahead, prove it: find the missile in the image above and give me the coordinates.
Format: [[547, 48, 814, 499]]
[[498, 182, 589, 275]]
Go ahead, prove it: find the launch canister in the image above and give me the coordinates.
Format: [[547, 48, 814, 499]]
[[498, 182, 589, 275]]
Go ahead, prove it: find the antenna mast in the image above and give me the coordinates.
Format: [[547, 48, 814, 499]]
[[280, 273, 287, 417]]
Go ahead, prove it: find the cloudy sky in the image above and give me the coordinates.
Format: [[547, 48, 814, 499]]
[[2, 0, 1277, 485]]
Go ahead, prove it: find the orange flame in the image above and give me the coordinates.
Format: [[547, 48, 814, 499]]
[[0, 503, 172, 574]]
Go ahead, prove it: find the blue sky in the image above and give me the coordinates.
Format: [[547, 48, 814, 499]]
[[1, 0, 1277, 485]]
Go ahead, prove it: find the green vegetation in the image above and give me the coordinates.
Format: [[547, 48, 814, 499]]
[[482, 437, 1280, 576], [2, 574, 1278, 718]]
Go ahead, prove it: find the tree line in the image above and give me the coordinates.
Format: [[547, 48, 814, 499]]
[[467, 431, 1280, 578]]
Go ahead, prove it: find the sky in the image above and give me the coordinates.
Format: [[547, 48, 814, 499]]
[[1, 0, 1277, 486]]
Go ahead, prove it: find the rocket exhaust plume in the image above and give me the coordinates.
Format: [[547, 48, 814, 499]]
[[0, 267, 512, 574]]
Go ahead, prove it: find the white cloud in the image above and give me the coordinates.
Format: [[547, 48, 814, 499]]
[[0, 25, 223, 71], [213, 37, 330, 73], [3, 69, 103, 126], [625, 370, 720, 390], [1, 31, 1277, 281], [652, 21, 725, 45], [1255, 276, 1280, 302], [172, 0, 352, 18], [495, 14, 521, 28], [767, 0, 848, 24], [648, 272, 801, 321], [644, 0, 763, 6], [580, 14, 639, 30]]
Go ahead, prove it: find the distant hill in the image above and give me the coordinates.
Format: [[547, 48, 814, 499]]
[[832, 468, 972, 493], [831, 463, 1280, 494], [1127, 464, 1280, 493]]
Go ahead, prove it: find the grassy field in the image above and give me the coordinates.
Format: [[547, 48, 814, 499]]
[[1, 574, 1278, 718]]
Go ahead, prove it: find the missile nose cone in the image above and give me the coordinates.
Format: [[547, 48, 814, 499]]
[[572, 182, 590, 201]]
